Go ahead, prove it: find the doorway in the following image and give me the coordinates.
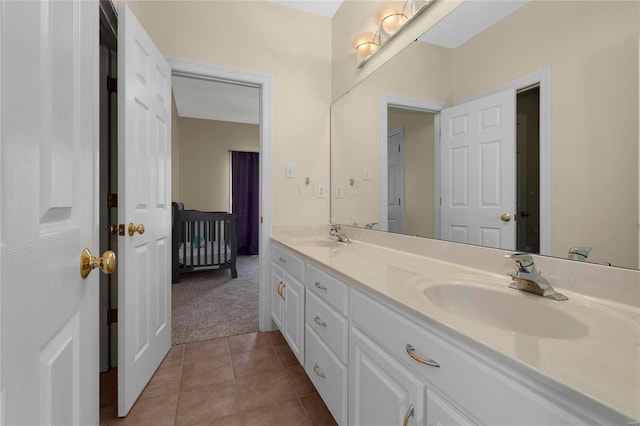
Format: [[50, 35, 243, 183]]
[[516, 86, 540, 253]]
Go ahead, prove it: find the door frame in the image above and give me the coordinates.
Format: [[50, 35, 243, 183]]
[[166, 58, 274, 331], [380, 94, 447, 232], [387, 126, 406, 233]]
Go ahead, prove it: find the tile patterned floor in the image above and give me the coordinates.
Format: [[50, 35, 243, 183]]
[[100, 331, 337, 426]]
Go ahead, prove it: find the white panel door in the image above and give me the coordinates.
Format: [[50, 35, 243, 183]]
[[117, 3, 172, 416], [440, 90, 516, 249], [1, 1, 99, 424], [388, 127, 405, 233]]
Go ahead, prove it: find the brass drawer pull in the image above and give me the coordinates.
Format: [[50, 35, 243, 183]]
[[403, 405, 414, 426], [313, 363, 326, 378], [314, 316, 327, 327], [278, 257, 287, 263], [314, 282, 327, 290], [406, 344, 440, 368], [277, 282, 286, 300]]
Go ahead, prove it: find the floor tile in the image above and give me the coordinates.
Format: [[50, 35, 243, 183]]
[[235, 369, 297, 412], [273, 343, 299, 367], [285, 365, 317, 397], [300, 394, 337, 426], [227, 332, 272, 354], [184, 338, 229, 364], [231, 347, 282, 377], [181, 360, 235, 391], [101, 332, 334, 426], [176, 381, 240, 426], [108, 392, 178, 426], [243, 398, 311, 426]]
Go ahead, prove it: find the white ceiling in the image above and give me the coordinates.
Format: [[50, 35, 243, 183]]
[[172, 0, 529, 124], [172, 76, 260, 125]]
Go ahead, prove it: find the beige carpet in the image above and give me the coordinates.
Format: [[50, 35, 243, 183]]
[[171, 255, 260, 345]]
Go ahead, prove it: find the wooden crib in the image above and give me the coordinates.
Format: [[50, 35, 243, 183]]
[[172, 204, 238, 283]]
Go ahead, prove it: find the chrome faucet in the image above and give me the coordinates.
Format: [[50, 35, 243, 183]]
[[329, 224, 351, 243], [505, 253, 568, 301]]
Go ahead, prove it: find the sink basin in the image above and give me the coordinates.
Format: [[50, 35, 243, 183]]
[[289, 238, 343, 248], [423, 283, 589, 339]]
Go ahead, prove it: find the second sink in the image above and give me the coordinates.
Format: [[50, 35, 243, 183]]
[[423, 283, 589, 339]]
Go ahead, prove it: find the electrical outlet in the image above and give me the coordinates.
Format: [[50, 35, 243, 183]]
[[363, 167, 370, 181], [286, 163, 294, 178], [317, 185, 326, 198]]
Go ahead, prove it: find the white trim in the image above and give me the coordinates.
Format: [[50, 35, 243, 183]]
[[166, 57, 275, 331], [638, 36, 640, 268], [463, 68, 552, 255], [380, 94, 447, 232]]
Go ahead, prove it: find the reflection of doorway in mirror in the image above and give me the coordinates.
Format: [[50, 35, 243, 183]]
[[387, 127, 405, 233], [516, 87, 541, 253]]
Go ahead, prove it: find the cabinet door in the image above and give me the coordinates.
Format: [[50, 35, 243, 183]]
[[270, 262, 284, 329], [283, 275, 305, 365], [427, 390, 476, 426], [350, 327, 425, 426]]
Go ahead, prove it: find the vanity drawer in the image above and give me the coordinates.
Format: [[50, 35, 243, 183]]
[[271, 243, 304, 282], [305, 325, 347, 425], [306, 290, 348, 364], [305, 262, 349, 316], [351, 288, 585, 426]]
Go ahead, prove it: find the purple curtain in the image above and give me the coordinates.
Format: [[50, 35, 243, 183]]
[[231, 151, 259, 255]]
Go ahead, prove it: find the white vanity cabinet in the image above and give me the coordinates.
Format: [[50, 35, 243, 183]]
[[351, 288, 590, 426], [270, 243, 305, 365], [304, 262, 350, 425]]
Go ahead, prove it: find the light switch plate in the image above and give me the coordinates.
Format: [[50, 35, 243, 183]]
[[363, 167, 370, 181], [317, 185, 326, 198], [286, 163, 294, 178], [335, 185, 344, 198]]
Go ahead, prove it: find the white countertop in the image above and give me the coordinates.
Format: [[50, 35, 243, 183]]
[[271, 230, 640, 422]]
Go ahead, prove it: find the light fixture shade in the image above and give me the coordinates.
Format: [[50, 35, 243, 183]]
[[353, 31, 379, 58], [377, 1, 409, 35]]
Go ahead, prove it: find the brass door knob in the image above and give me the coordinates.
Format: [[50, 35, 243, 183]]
[[128, 223, 145, 236], [500, 213, 512, 222], [80, 248, 116, 279]]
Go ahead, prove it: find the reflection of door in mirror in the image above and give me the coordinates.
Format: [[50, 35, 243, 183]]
[[440, 89, 516, 250], [387, 127, 405, 233]]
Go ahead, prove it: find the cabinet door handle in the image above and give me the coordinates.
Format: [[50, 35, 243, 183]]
[[313, 363, 326, 378], [314, 316, 327, 327], [402, 405, 414, 426], [406, 344, 440, 368], [278, 257, 287, 263], [314, 281, 327, 290], [277, 282, 286, 300]]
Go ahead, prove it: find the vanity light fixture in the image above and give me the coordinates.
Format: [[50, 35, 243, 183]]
[[353, 31, 381, 59], [354, 0, 436, 67], [377, 1, 410, 35]]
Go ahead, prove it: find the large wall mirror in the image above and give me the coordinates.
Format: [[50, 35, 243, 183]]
[[331, 0, 639, 269]]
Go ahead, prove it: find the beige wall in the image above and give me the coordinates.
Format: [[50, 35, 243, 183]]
[[176, 117, 258, 212], [129, 0, 331, 227], [389, 108, 435, 238], [452, 0, 639, 267]]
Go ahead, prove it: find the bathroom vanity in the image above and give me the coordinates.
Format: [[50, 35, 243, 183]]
[[270, 227, 639, 425]]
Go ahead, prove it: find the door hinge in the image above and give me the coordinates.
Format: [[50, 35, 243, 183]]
[[107, 309, 118, 325], [107, 192, 117, 208], [399, 198, 401, 206], [107, 76, 118, 93]]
